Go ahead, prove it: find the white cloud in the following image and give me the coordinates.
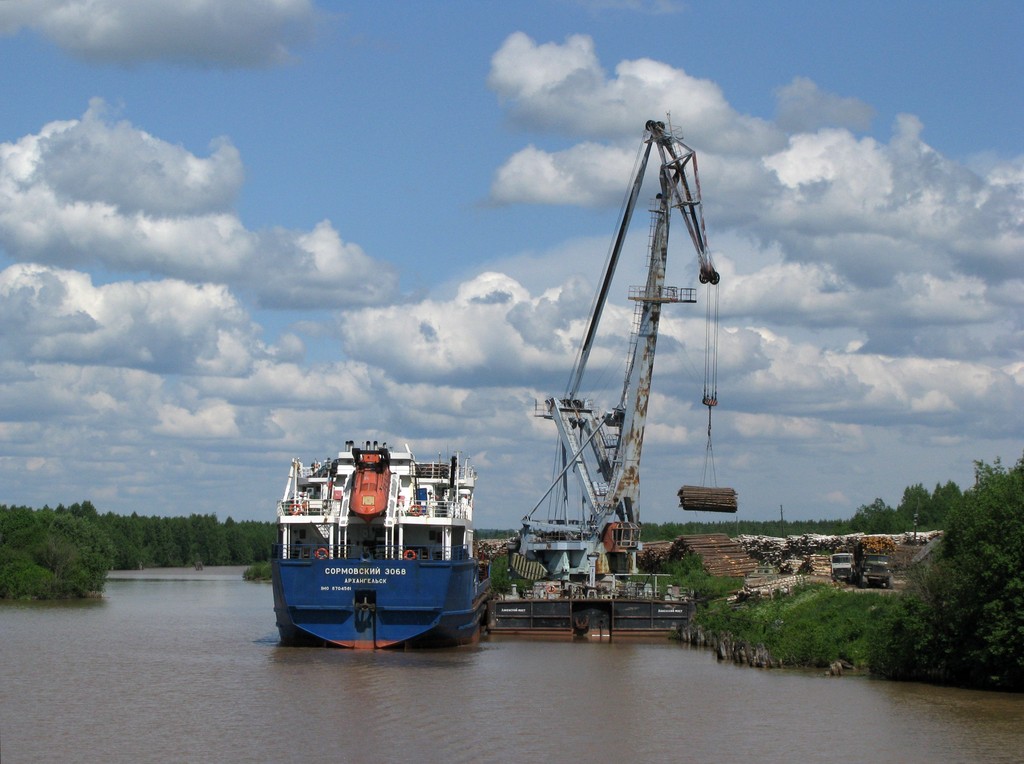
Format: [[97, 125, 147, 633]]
[[252, 221, 397, 309], [0, 102, 398, 309], [722, 326, 1024, 439], [774, 76, 875, 133], [0, 263, 262, 375], [490, 143, 638, 206], [194, 360, 378, 410], [0, 0, 317, 67], [759, 115, 1024, 288], [156, 400, 240, 439], [486, 33, 1024, 316], [337, 271, 588, 386], [34, 99, 243, 215], [488, 32, 782, 153]]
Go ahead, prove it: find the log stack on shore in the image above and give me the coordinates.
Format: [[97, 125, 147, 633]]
[[736, 534, 854, 567], [475, 538, 511, 562], [637, 534, 758, 577], [636, 539, 673, 571], [735, 531, 942, 570], [638, 530, 942, 576]]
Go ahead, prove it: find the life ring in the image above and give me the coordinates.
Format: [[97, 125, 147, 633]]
[[314, 547, 329, 560], [403, 549, 417, 560], [546, 584, 557, 595]]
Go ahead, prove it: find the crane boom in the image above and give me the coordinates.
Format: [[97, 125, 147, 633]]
[[567, 137, 655, 400], [513, 120, 718, 584]]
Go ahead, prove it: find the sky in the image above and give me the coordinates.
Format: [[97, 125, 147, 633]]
[[0, 0, 1021, 529]]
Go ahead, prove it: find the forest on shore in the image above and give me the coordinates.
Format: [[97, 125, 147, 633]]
[[0, 468, 980, 600], [1, 471, 961, 600], [0, 501, 274, 599], [481, 475, 963, 540]]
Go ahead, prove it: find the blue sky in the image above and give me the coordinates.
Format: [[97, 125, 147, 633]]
[[0, 0, 1021, 529]]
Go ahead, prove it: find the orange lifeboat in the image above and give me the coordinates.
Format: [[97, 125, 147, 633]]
[[351, 448, 391, 522]]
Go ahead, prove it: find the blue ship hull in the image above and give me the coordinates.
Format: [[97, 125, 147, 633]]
[[272, 554, 488, 649]]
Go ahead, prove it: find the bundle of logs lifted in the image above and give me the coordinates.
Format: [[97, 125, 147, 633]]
[[677, 485, 738, 513]]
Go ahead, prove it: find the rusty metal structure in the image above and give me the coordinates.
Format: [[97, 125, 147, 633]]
[[512, 120, 718, 583]]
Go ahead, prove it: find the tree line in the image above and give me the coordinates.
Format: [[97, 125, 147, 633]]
[[645, 478, 963, 539], [0, 501, 275, 599], [480, 478, 965, 541]]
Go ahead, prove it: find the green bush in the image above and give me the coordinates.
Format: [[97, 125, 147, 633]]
[[662, 554, 743, 601], [0, 556, 55, 599], [243, 560, 272, 581], [488, 554, 514, 595], [0, 507, 113, 598], [698, 585, 896, 668], [870, 455, 1024, 689]]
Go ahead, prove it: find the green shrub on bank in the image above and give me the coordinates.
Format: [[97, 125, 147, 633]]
[[0, 555, 55, 599], [869, 456, 1024, 690], [0, 506, 113, 599], [696, 585, 897, 668], [663, 554, 743, 601], [488, 555, 515, 595], [243, 560, 272, 581]]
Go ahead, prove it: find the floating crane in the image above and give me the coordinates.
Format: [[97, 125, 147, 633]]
[[511, 120, 734, 585]]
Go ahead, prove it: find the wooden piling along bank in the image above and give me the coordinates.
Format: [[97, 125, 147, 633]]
[[677, 485, 738, 513]]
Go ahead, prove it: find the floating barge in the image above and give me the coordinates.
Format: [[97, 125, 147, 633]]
[[488, 578, 694, 639], [490, 597, 694, 639]]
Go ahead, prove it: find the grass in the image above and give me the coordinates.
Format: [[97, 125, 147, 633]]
[[696, 583, 898, 668], [242, 560, 271, 581]]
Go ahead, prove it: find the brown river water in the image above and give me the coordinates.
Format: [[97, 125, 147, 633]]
[[1, 567, 1022, 763]]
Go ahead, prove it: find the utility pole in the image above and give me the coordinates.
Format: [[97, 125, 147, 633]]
[[779, 504, 785, 539]]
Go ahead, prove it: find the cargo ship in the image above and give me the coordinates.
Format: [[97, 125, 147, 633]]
[[271, 441, 489, 648]]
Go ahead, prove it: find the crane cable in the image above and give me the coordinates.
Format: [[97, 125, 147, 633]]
[[701, 281, 720, 486]]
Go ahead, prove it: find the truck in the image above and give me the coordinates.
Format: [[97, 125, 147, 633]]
[[830, 552, 854, 583], [853, 535, 896, 588]]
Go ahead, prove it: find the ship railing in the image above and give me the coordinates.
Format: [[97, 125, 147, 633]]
[[413, 462, 451, 480], [400, 501, 470, 520], [273, 543, 472, 561], [274, 543, 358, 560], [278, 499, 309, 517], [380, 544, 472, 561], [278, 498, 340, 517]]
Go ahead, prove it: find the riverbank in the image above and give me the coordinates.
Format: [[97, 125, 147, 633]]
[[680, 583, 896, 672], [107, 565, 250, 581]]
